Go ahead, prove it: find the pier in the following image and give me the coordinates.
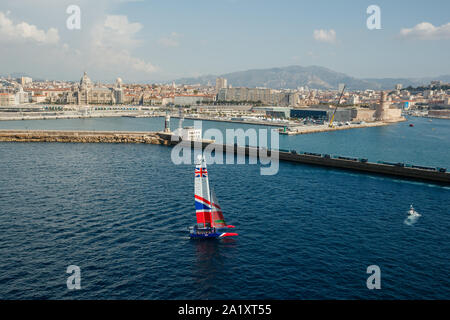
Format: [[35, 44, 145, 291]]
[[164, 134, 450, 185], [0, 129, 448, 185], [278, 120, 405, 135]]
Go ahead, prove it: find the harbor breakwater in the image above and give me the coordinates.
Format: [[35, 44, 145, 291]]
[[0, 130, 165, 144], [279, 120, 405, 135], [170, 137, 450, 185], [1, 129, 449, 185]]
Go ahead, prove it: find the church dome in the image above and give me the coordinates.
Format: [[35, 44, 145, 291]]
[[80, 71, 92, 89], [115, 77, 123, 89]]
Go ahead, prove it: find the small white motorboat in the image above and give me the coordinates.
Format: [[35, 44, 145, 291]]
[[408, 205, 421, 217]]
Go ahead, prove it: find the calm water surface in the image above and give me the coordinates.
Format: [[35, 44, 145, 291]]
[[0, 116, 448, 167], [0, 116, 448, 299]]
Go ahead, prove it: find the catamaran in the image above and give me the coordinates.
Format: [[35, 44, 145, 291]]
[[189, 156, 238, 239]]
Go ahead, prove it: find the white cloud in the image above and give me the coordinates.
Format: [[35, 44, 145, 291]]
[[91, 15, 157, 73], [104, 15, 142, 37], [158, 32, 181, 47], [399, 22, 450, 40], [0, 11, 59, 44], [313, 29, 336, 44]]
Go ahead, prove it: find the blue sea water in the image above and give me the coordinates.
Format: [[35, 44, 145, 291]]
[[0, 115, 449, 167], [0, 117, 449, 299]]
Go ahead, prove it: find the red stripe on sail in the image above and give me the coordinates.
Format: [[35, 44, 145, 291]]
[[195, 195, 211, 206], [196, 212, 206, 224], [196, 211, 212, 225]]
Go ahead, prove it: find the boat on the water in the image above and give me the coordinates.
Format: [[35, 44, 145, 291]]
[[408, 204, 421, 217], [189, 155, 238, 239]]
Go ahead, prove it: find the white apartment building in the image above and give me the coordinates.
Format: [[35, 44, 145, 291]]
[[215, 78, 228, 92], [0, 93, 16, 106]]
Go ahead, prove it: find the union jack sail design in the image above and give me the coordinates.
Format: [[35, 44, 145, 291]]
[[194, 156, 212, 227]]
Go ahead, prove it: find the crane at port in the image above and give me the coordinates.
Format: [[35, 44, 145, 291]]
[[329, 85, 346, 128]]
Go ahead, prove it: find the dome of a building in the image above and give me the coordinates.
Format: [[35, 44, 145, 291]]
[[115, 77, 123, 89], [80, 71, 92, 89]]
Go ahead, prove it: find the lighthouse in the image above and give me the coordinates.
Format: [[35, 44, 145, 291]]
[[164, 112, 171, 133]]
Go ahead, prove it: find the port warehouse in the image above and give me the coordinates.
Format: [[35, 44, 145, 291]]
[[253, 106, 359, 122], [177, 104, 395, 123], [289, 108, 354, 122]]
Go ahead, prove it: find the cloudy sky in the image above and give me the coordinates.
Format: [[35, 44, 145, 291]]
[[0, 0, 449, 82]]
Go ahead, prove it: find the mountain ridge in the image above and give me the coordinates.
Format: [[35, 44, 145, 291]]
[[174, 65, 450, 90]]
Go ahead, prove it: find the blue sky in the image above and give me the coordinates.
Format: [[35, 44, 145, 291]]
[[0, 0, 449, 82]]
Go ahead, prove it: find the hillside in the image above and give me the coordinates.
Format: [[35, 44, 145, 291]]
[[175, 65, 449, 90]]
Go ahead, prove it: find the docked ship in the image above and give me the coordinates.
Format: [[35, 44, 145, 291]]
[[189, 156, 238, 239]]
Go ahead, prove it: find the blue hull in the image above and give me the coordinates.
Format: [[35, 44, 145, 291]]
[[189, 232, 222, 239]]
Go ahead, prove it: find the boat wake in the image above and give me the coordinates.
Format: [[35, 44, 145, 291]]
[[404, 215, 420, 226]]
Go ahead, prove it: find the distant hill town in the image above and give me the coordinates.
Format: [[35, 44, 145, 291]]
[[175, 65, 450, 91]]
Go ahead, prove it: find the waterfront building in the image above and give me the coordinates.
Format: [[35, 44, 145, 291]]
[[174, 94, 214, 106], [218, 87, 291, 106], [253, 106, 291, 118], [290, 106, 355, 122], [62, 72, 116, 105], [112, 78, 124, 104], [215, 78, 228, 92], [290, 108, 328, 120], [428, 109, 450, 118], [15, 86, 30, 104], [0, 93, 16, 106], [176, 127, 202, 141], [371, 92, 402, 121], [374, 91, 390, 120]]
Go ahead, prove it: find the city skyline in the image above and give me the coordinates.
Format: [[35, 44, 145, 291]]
[[0, 0, 450, 82]]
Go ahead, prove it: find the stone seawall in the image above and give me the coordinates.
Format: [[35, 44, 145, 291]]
[[0, 130, 166, 145], [174, 140, 450, 185]]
